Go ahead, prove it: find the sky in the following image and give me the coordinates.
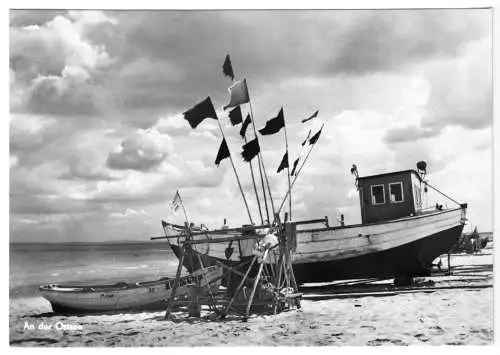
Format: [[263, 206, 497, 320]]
[[9, 8, 493, 242]]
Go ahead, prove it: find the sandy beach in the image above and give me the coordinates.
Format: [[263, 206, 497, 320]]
[[9, 246, 493, 347]]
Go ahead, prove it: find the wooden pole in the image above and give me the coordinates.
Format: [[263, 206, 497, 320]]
[[277, 124, 324, 215], [447, 252, 452, 275], [164, 247, 186, 319], [272, 254, 285, 314], [245, 248, 269, 320], [248, 96, 276, 221], [283, 114, 292, 221], [175, 198, 219, 314], [222, 255, 258, 318], [216, 118, 254, 224], [229, 63, 264, 225], [244, 135, 264, 225]]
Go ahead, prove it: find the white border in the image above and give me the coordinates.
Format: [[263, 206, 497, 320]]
[[2, 1, 499, 355]]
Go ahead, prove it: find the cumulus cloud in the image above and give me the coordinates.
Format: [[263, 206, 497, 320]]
[[10, 11, 114, 81], [59, 157, 117, 181], [106, 128, 173, 172], [10, 10, 115, 116], [26, 71, 105, 116]]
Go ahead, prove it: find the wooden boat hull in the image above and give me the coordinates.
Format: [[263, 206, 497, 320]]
[[169, 207, 466, 284], [39, 266, 222, 313], [292, 224, 463, 283]]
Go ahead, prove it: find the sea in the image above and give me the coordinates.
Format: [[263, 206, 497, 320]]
[[9, 241, 181, 300]]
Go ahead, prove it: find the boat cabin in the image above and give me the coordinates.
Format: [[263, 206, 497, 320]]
[[357, 169, 423, 224]]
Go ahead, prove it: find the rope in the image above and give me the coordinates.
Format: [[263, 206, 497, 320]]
[[424, 181, 461, 206]]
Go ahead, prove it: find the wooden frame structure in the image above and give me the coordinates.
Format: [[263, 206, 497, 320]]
[[155, 217, 302, 321]]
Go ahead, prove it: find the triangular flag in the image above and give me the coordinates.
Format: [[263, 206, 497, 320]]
[[222, 54, 234, 81], [301, 110, 319, 123], [240, 114, 252, 138], [291, 157, 300, 176], [183, 97, 218, 129], [169, 191, 182, 211], [241, 138, 260, 162], [259, 107, 285, 135], [215, 138, 231, 166], [301, 130, 311, 146], [309, 125, 324, 145], [228, 106, 243, 126], [224, 79, 249, 110], [277, 151, 289, 173]]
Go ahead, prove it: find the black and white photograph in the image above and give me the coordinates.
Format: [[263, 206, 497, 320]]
[[7, 1, 495, 347]]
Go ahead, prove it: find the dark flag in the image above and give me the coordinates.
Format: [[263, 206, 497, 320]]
[[215, 138, 230, 166], [259, 107, 285, 135], [277, 151, 289, 173], [240, 114, 252, 138], [183, 96, 218, 129], [309, 126, 323, 145], [301, 110, 319, 123], [291, 157, 300, 176], [241, 138, 260, 162], [228, 106, 243, 126], [222, 54, 234, 81], [301, 130, 311, 146]]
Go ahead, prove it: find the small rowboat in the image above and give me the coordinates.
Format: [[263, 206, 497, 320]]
[[39, 265, 222, 313]]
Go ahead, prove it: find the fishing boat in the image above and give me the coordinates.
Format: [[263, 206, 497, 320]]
[[162, 166, 467, 285], [39, 265, 222, 313], [156, 54, 467, 286]]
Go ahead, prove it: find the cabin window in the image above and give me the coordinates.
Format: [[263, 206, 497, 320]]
[[371, 185, 385, 205], [389, 182, 404, 203]]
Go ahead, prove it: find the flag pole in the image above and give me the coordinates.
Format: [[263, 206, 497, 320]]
[[248, 99, 276, 220], [177, 192, 190, 231], [246, 102, 270, 224], [277, 123, 324, 215], [283, 111, 292, 221], [227, 62, 264, 225], [216, 119, 254, 225], [244, 135, 264, 225]]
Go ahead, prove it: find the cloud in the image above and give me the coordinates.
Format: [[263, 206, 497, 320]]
[[10, 10, 115, 116], [10, 11, 114, 82], [384, 125, 442, 144], [10, 156, 19, 169], [59, 156, 117, 181], [26, 71, 105, 116], [106, 128, 173, 172], [422, 38, 492, 130], [330, 10, 489, 75], [9, 9, 492, 242], [110, 208, 148, 219]]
